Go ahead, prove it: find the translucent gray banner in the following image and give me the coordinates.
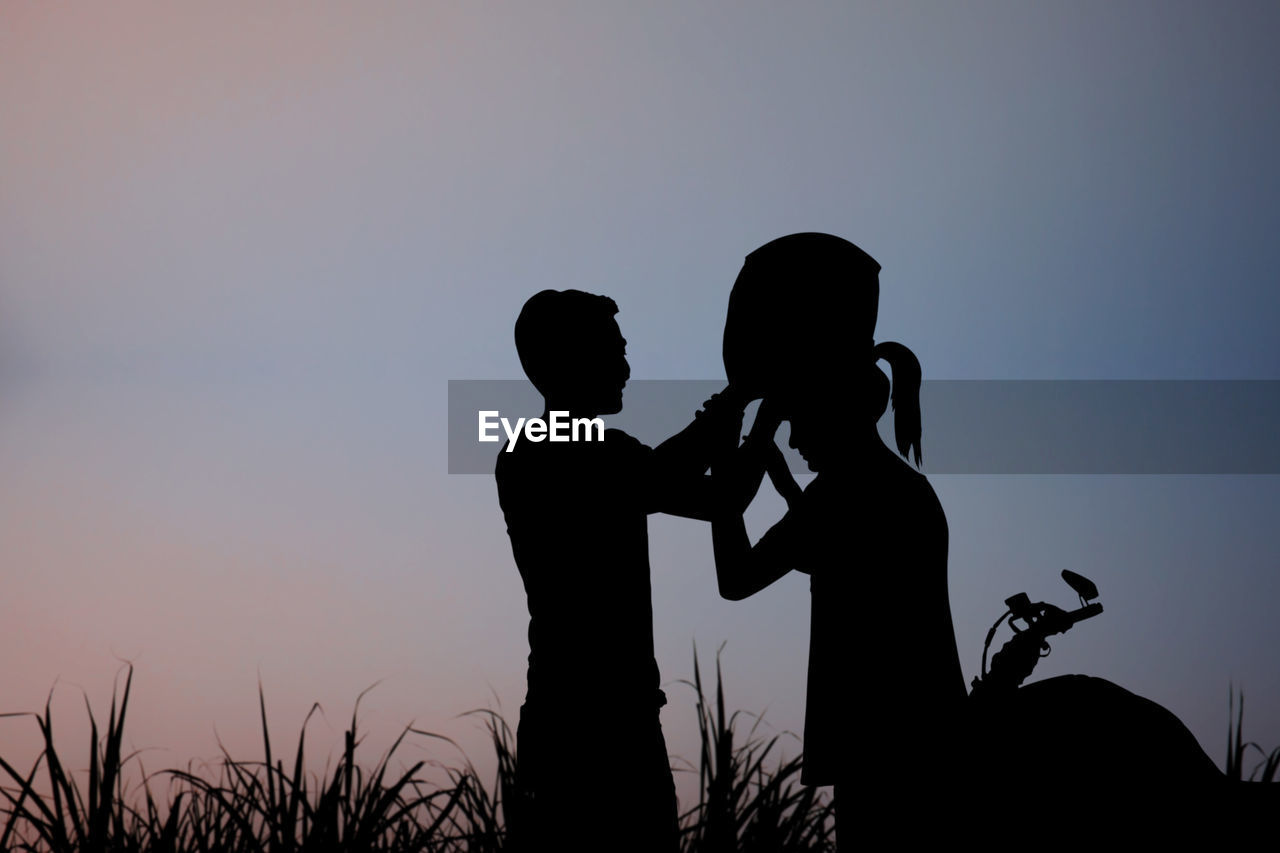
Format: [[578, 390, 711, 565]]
[[448, 380, 1280, 474]]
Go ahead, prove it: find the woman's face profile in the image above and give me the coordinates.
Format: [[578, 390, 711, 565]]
[[783, 393, 841, 472], [787, 408, 824, 471], [780, 366, 889, 471]]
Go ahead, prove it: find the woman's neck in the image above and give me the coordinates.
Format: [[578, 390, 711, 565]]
[[820, 430, 894, 472]]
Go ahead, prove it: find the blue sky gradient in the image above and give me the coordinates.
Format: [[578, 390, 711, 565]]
[[3, 1, 1278, 796]]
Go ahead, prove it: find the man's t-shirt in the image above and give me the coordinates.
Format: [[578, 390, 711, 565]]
[[495, 427, 665, 712]]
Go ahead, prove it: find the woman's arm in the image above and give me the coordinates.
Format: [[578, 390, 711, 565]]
[[712, 492, 806, 600], [764, 440, 803, 510], [710, 435, 805, 600]]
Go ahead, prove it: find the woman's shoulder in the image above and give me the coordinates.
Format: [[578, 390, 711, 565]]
[[890, 452, 947, 525], [803, 453, 942, 504], [878, 444, 939, 491], [813, 447, 948, 530]]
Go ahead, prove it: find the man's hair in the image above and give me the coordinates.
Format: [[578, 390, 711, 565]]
[[514, 289, 619, 396]]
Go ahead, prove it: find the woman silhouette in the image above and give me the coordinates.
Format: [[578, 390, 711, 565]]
[[709, 234, 967, 840]]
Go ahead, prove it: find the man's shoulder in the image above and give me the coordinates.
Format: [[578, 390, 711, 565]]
[[495, 427, 651, 486], [495, 435, 543, 508], [603, 427, 651, 453], [493, 438, 522, 481]]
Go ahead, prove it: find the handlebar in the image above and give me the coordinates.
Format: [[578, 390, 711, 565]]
[[1068, 601, 1104, 624], [971, 573, 1104, 699]]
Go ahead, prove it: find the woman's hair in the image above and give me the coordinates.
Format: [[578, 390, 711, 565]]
[[723, 232, 924, 467], [724, 233, 880, 399], [873, 341, 923, 467]]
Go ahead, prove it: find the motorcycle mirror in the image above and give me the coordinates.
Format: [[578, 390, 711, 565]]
[[1062, 569, 1099, 603]]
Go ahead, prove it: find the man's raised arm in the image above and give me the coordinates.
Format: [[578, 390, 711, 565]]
[[650, 391, 783, 522]]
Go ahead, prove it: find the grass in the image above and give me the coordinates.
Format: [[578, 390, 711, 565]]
[[0, 653, 833, 853], [677, 647, 832, 853], [0, 667, 139, 853], [4, 659, 1275, 852], [1226, 686, 1280, 784], [0, 670, 473, 853]]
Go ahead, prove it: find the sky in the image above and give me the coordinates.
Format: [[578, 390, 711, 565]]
[[3, 1, 1279, 801]]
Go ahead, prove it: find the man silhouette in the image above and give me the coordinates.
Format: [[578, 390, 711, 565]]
[[495, 290, 750, 851]]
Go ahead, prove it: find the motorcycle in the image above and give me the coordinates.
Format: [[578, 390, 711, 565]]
[[965, 570, 1224, 793]]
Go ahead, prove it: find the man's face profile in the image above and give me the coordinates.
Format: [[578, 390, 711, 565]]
[[574, 317, 628, 416], [536, 315, 629, 417]]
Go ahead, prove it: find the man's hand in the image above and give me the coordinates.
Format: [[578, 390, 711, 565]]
[[695, 385, 749, 461], [650, 385, 752, 520]]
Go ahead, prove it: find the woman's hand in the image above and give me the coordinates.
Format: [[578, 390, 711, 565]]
[[744, 396, 784, 447], [703, 392, 793, 516], [765, 441, 803, 510]]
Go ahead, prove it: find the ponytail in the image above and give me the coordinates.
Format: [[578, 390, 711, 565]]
[[873, 341, 922, 467]]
